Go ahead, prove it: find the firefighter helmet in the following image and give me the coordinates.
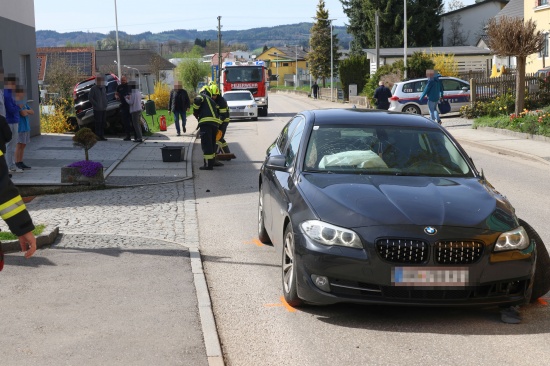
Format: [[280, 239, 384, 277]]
[[210, 84, 220, 96]]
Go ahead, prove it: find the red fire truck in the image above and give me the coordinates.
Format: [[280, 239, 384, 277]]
[[220, 60, 269, 116]]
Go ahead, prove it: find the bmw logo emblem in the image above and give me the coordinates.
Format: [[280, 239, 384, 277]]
[[424, 227, 437, 235]]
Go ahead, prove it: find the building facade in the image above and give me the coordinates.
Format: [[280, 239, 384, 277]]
[[0, 0, 40, 135], [256, 46, 309, 87], [440, 0, 509, 47], [525, 0, 549, 73]]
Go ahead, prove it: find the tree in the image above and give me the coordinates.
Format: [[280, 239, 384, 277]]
[[340, 0, 443, 48], [447, 15, 469, 46], [309, 0, 341, 87], [428, 50, 458, 76], [406, 51, 435, 79], [43, 57, 84, 100], [447, 0, 464, 11], [339, 55, 370, 99], [407, 0, 444, 47], [176, 58, 209, 92], [486, 16, 545, 115]]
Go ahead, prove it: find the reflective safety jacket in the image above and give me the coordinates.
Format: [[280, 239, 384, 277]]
[[0, 150, 34, 236], [215, 95, 230, 123], [192, 93, 221, 125]]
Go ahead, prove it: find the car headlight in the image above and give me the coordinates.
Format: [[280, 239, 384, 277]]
[[494, 226, 529, 251], [301, 220, 362, 248], [246, 104, 255, 108]]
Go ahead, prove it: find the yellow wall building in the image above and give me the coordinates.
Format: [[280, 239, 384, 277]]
[[525, 0, 549, 73], [256, 46, 309, 86]]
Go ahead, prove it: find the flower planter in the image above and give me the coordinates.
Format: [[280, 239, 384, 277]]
[[61, 166, 105, 185]]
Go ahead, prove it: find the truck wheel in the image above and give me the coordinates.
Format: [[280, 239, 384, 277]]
[[519, 219, 550, 302]]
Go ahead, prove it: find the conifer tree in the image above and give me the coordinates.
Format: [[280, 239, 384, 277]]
[[309, 0, 341, 87], [340, 0, 444, 49]]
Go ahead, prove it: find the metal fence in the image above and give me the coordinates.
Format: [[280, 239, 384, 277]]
[[469, 73, 549, 103]]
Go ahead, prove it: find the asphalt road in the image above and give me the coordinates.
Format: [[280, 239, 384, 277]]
[[195, 94, 550, 366]]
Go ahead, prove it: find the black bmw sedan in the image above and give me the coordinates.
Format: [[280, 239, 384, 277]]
[[258, 109, 550, 307]]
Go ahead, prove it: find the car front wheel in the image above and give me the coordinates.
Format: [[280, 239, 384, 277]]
[[402, 104, 421, 114], [519, 219, 550, 302], [282, 222, 302, 307]]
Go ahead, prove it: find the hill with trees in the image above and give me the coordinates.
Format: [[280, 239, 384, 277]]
[[36, 23, 353, 52]]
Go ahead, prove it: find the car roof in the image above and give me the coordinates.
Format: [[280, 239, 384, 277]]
[[395, 76, 468, 85], [303, 109, 441, 128]]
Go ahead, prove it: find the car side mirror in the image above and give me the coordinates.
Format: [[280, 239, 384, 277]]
[[265, 154, 288, 171], [462, 87, 469, 91]]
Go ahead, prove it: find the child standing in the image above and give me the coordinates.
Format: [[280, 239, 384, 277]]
[[15, 86, 33, 170]]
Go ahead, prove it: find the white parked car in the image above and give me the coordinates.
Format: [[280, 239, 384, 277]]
[[223, 90, 258, 121], [388, 77, 471, 115]]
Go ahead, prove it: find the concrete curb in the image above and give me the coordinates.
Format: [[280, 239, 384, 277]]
[[455, 126, 550, 167], [184, 138, 225, 365], [1, 225, 60, 253]]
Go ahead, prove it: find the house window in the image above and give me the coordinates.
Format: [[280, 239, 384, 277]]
[[20, 54, 32, 99], [282, 62, 289, 67], [538, 0, 548, 6], [541, 33, 549, 58]]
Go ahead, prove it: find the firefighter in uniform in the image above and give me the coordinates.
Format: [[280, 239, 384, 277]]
[[0, 148, 37, 268], [209, 84, 233, 157], [193, 86, 221, 170]]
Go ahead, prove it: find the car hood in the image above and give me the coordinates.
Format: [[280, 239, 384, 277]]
[[300, 174, 516, 231]]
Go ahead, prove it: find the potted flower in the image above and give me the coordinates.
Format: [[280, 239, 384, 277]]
[[60, 127, 104, 185]]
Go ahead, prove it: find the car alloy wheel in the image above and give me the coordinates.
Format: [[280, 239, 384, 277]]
[[258, 186, 271, 244], [403, 104, 421, 114], [282, 223, 302, 307]]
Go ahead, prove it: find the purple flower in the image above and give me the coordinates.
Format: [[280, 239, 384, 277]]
[[68, 160, 104, 178]]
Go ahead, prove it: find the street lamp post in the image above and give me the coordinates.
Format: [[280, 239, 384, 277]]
[[114, 0, 121, 78], [330, 21, 333, 102], [404, 0, 408, 79], [295, 45, 298, 90], [274, 52, 279, 87]]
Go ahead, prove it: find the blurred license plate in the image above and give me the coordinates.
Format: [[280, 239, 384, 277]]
[[392, 267, 468, 286]]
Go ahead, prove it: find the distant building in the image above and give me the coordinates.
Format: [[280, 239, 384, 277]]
[[95, 49, 176, 91], [37, 46, 96, 82], [440, 0, 509, 47], [256, 46, 309, 87], [342, 46, 493, 75], [0, 0, 40, 135]]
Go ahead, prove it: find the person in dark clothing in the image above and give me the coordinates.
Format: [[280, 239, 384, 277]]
[[88, 74, 108, 141], [0, 114, 12, 153], [115, 75, 133, 141], [168, 82, 191, 136], [0, 147, 37, 269], [311, 82, 319, 99], [192, 86, 221, 170], [373, 81, 392, 110]]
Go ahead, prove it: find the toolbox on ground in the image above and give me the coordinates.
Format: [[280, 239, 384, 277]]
[[161, 146, 185, 162]]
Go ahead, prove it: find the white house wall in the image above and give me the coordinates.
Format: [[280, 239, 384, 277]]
[[441, 2, 505, 46]]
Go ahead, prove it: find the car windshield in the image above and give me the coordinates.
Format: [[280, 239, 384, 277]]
[[224, 66, 263, 82], [224, 92, 253, 101], [303, 125, 473, 177]]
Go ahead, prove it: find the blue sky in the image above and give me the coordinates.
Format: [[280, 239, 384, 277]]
[[35, 0, 476, 34]]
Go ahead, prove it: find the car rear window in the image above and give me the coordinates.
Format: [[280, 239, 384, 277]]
[[304, 125, 473, 177]]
